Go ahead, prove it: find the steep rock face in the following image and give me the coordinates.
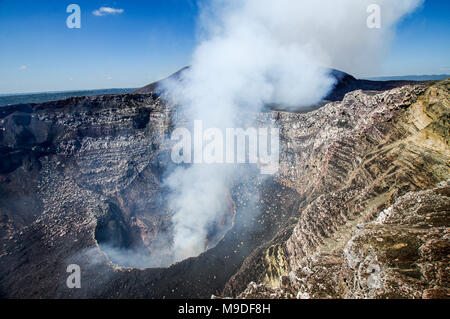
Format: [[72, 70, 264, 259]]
[[226, 80, 449, 298], [236, 181, 449, 299], [0, 92, 301, 298], [0, 93, 171, 250], [0, 78, 448, 299]]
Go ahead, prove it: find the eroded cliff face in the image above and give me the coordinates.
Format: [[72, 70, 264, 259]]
[[235, 181, 450, 299], [0, 78, 448, 298], [226, 79, 450, 299]]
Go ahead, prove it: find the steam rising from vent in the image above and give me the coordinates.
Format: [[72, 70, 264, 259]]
[[158, 0, 423, 265], [100, 0, 423, 268]]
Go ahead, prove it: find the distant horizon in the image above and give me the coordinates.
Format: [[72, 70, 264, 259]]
[[1, 72, 449, 96], [0, 87, 136, 107], [0, 87, 138, 96], [364, 73, 450, 80]]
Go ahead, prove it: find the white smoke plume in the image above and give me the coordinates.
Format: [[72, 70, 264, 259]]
[[161, 0, 423, 264]]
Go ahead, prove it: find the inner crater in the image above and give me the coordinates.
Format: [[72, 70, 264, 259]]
[[94, 192, 236, 269]]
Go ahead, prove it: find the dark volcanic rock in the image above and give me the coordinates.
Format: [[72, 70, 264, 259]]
[[0, 75, 448, 299], [133, 67, 189, 95]]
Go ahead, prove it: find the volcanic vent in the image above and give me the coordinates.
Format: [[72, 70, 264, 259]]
[[94, 187, 236, 269]]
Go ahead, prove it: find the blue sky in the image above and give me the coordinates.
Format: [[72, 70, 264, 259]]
[[0, 0, 448, 94], [382, 0, 449, 78]]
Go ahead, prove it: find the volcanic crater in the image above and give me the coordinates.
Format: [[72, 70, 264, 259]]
[[0, 71, 448, 298]]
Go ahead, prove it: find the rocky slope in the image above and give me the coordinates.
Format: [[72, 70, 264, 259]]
[[0, 76, 448, 298], [226, 79, 450, 299]]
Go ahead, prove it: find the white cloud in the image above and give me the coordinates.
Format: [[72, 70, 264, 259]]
[[93, 7, 124, 16], [18, 65, 27, 71]]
